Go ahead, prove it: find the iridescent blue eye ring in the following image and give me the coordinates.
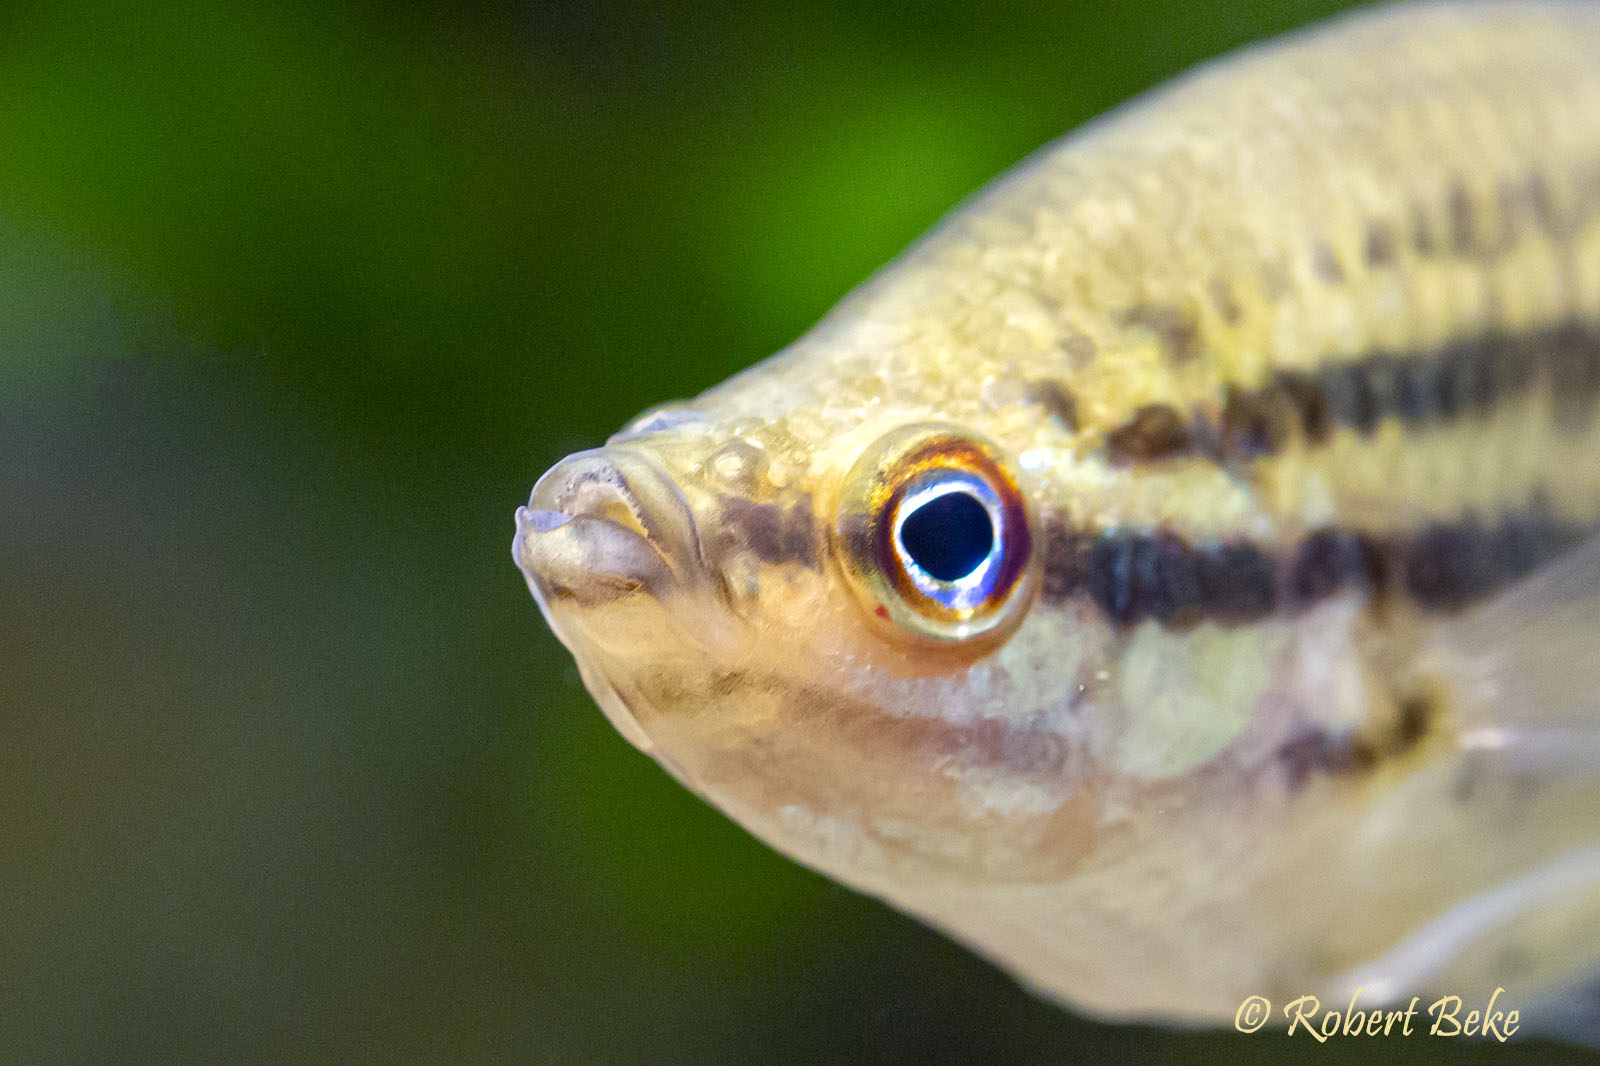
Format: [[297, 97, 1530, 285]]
[[835, 424, 1038, 645], [891, 471, 1006, 610]]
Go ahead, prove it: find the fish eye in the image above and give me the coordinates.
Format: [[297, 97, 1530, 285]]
[[835, 424, 1037, 644], [895, 476, 998, 587]]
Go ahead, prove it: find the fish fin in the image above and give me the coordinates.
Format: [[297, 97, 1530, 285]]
[[1421, 531, 1600, 774], [1326, 846, 1600, 1008], [1323, 537, 1600, 1003]]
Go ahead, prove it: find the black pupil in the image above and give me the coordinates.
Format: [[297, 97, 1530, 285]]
[[899, 489, 995, 581]]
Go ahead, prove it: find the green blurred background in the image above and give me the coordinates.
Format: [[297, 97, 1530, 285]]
[[2, 1, 1595, 1063]]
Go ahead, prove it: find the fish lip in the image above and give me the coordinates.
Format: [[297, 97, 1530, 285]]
[[513, 446, 706, 606]]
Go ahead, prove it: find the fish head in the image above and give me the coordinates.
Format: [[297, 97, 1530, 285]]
[[515, 368, 1111, 893]]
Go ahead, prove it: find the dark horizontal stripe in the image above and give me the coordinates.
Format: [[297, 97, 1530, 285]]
[[1103, 404, 1189, 462], [1124, 169, 1596, 374], [717, 493, 819, 568], [1041, 505, 1588, 628], [1421, 171, 1596, 261], [1382, 168, 1600, 267], [1402, 510, 1576, 609], [1120, 303, 1203, 363], [1276, 724, 1378, 788], [1024, 379, 1080, 432], [1103, 321, 1600, 465], [1276, 689, 1435, 790]]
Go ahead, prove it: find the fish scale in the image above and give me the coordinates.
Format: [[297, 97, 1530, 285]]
[[516, 1, 1600, 1041]]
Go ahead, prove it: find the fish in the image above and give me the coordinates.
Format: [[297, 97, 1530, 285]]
[[514, 0, 1600, 1041]]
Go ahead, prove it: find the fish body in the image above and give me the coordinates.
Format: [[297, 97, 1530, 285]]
[[515, 1, 1600, 1036]]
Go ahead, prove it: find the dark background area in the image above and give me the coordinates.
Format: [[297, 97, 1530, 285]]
[[2, 1, 1595, 1062]]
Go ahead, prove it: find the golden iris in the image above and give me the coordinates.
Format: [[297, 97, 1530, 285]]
[[834, 424, 1037, 644]]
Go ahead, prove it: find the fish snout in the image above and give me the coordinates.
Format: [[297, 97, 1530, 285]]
[[515, 448, 705, 607]]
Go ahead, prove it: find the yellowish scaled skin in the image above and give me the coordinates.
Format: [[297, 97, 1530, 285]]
[[516, 2, 1600, 1033]]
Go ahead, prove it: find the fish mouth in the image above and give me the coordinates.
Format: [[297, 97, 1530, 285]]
[[514, 446, 705, 609]]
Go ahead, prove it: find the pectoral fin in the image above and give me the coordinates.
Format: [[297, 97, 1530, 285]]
[[1421, 532, 1600, 775], [1325, 536, 1600, 1015]]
